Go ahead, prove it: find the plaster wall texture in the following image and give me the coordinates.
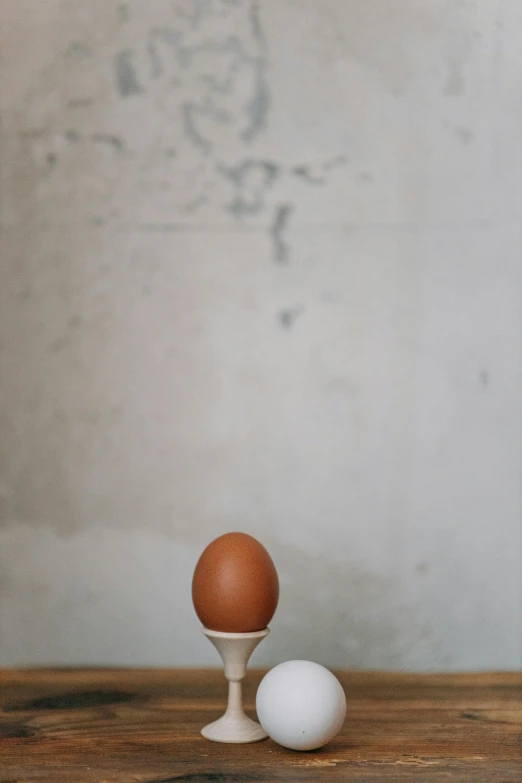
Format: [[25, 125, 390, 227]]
[[0, 0, 520, 669]]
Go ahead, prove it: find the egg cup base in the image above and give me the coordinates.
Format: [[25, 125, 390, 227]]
[[201, 713, 268, 744], [201, 627, 269, 744]]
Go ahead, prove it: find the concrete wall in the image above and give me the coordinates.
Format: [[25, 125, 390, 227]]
[[0, 0, 520, 670]]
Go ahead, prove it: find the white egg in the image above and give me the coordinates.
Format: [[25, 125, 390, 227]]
[[256, 660, 346, 751]]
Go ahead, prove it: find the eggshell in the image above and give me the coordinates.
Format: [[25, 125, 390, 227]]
[[256, 661, 346, 750], [192, 532, 279, 633]]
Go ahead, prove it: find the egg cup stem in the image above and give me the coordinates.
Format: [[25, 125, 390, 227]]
[[201, 628, 269, 743]]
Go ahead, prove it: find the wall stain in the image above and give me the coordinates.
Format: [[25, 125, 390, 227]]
[[146, 6, 269, 147], [444, 58, 465, 96], [64, 129, 80, 142], [118, 2, 130, 23], [174, 0, 213, 30], [323, 155, 346, 172], [182, 103, 212, 154], [114, 50, 145, 97], [243, 1, 270, 140], [443, 24, 475, 100], [249, 1, 266, 51], [479, 369, 489, 389], [292, 156, 346, 185], [220, 159, 279, 218], [46, 153, 57, 167], [66, 98, 93, 109], [242, 60, 270, 143], [278, 307, 303, 331], [454, 126, 475, 145], [321, 291, 336, 303], [292, 165, 325, 185], [180, 195, 209, 214], [91, 133, 124, 153], [147, 28, 184, 79], [271, 204, 293, 263], [49, 335, 70, 354], [19, 128, 47, 140], [67, 41, 92, 59]]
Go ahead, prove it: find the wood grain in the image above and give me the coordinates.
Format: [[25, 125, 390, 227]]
[[0, 669, 519, 782]]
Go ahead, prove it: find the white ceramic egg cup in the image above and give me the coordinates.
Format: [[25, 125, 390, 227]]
[[201, 627, 269, 743]]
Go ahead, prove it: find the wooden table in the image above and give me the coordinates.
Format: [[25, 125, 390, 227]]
[[0, 669, 519, 782]]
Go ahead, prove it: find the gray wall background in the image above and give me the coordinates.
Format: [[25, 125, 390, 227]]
[[0, 0, 521, 671]]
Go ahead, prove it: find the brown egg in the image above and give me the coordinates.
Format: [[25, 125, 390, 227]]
[[192, 532, 279, 633]]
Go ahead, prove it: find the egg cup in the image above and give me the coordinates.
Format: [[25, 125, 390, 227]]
[[201, 627, 269, 743]]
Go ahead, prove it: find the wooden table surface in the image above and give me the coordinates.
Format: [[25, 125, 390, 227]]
[[0, 669, 519, 782]]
